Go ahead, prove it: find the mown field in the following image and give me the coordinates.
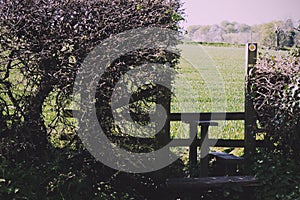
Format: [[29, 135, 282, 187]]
[[170, 43, 246, 155]]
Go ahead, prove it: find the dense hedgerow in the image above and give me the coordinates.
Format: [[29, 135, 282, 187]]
[[0, 0, 184, 198], [250, 51, 300, 152], [250, 49, 300, 200], [0, 0, 182, 146]]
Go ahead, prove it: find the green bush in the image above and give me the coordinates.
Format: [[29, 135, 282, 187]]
[[250, 50, 300, 200], [254, 150, 300, 200], [250, 52, 300, 153], [0, 0, 184, 199]]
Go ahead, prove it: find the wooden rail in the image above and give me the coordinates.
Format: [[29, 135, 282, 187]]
[[64, 111, 245, 121], [168, 111, 265, 177], [64, 109, 265, 177], [170, 112, 245, 121]]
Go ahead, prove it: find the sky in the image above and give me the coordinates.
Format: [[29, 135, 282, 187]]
[[181, 0, 300, 28]]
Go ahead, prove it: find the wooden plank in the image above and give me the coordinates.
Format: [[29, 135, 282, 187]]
[[64, 110, 245, 121], [169, 139, 265, 148], [214, 139, 245, 147], [198, 121, 218, 126], [209, 152, 244, 161], [209, 152, 244, 165], [170, 112, 245, 121], [166, 176, 260, 189]]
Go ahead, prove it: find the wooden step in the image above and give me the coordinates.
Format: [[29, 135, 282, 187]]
[[166, 175, 259, 190], [209, 152, 244, 164], [209, 152, 244, 176]]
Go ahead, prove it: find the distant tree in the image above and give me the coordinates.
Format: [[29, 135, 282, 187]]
[[186, 25, 201, 40], [237, 24, 251, 33], [186, 25, 202, 36], [284, 30, 296, 47], [257, 21, 286, 48], [191, 25, 211, 41], [225, 24, 236, 33], [283, 19, 294, 30], [257, 22, 276, 47], [296, 22, 300, 31], [282, 19, 296, 47], [220, 20, 237, 33], [294, 22, 300, 46], [199, 25, 211, 34], [209, 24, 225, 42], [220, 20, 231, 28]]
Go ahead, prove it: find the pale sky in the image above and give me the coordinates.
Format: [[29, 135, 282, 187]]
[[181, 0, 300, 28]]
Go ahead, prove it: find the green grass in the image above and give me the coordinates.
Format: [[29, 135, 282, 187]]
[[170, 44, 247, 155], [172, 44, 246, 112], [186, 41, 245, 48]]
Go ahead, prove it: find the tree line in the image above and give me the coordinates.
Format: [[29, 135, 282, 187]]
[[186, 19, 300, 48]]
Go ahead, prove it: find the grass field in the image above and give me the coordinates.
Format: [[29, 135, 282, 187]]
[[172, 43, 246, 112], [170, 43, 246, 154]]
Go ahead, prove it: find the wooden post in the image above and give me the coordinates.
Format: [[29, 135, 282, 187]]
[[156, 85, 171, 148], [275, 26, 280, 50], [189, 122, 198, 177], [199, 124, 209, 177], [244, 43, 257, 163]]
